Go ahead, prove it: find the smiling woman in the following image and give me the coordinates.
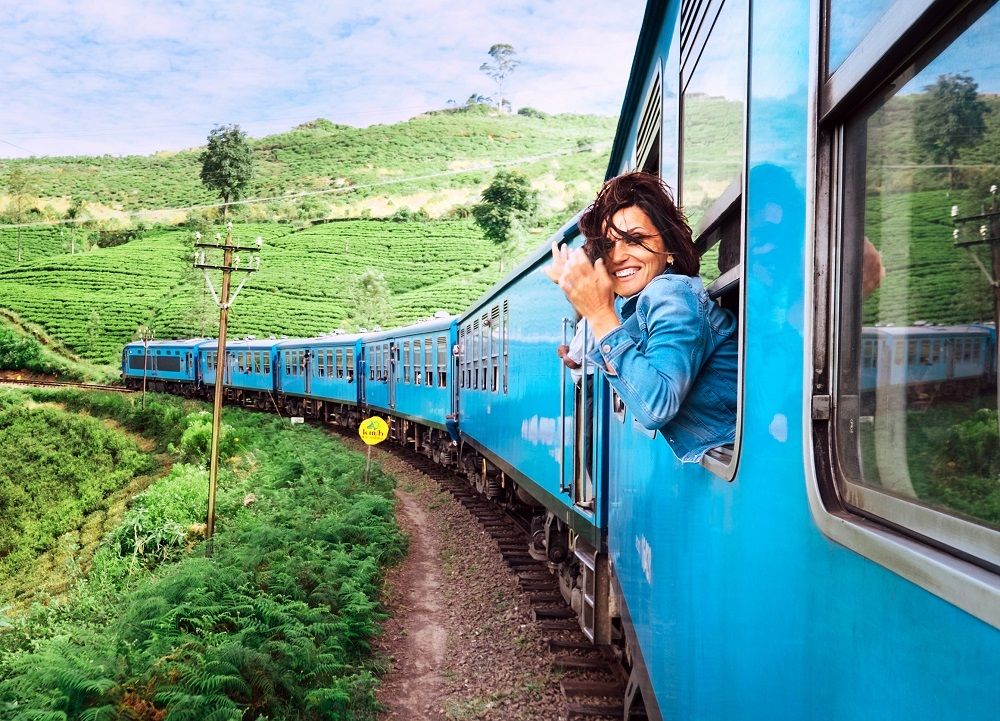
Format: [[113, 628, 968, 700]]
[[546, 171, 738, 462]]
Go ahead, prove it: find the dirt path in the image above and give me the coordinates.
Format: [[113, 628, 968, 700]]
[[367, 443, 564, 721], [376, 487, 450, 718]]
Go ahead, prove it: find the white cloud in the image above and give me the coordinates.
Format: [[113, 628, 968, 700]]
[[0, 0, 646, 158]]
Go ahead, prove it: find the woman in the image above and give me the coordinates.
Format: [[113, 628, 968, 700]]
[[546, 172, 737, 462]]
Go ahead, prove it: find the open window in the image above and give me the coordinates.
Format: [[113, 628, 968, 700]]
[[680, 0, 749, 476]]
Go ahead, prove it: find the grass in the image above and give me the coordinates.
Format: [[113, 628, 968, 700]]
[[0, 389, 407, 721]]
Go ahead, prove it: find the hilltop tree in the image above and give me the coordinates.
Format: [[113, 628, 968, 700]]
[[5, 166, 37, 263], [473, 170, 538, 271], [348, 268, 391, 331], [480, 44, 520, 113], [199, 124, 255, 218], [914, 73, 989, 187]]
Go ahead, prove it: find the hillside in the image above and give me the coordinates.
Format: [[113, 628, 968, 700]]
[[0, 108, 616, 225], [0, 109, 614, 369], [0, 219, 520, 365]]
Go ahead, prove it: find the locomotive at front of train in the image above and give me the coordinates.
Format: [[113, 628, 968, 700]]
[[456, 218, 611, 643], [360, 315, 457, 459], [603, 1, 999, 720], [121, 338, 204, 396]]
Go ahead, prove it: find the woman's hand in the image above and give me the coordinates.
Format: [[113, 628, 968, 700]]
[[546, 242, 620, 339]]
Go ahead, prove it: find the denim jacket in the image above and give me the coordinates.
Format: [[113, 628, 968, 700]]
[[587, 272, 738, 462]]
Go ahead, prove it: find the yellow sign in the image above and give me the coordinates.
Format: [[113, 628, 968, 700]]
[[359, 416, 389, 445]]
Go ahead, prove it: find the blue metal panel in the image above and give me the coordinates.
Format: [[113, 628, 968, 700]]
[[224, 340, 280, 393], [458, 231, 602, 540], [290, 336, 363, 404], [363, 317, 456, 425]]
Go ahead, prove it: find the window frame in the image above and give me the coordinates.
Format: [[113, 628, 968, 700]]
[[810, 0, 1000, 627], [677, 0, 749, 481]]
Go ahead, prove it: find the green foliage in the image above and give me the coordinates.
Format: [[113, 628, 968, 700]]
[[109, 463, 208, 565], [347, 268, 391, 331], [914, 74, 990, 166], [0, 393, 406, 721], [172, 410, 241, 466], [517, 106, 548, 119], [472, 169, 538, 245], [200, 124, 256, 212], [0, 324, 72, 376], [479, 43, 520, 113], [941, 408, 1000, 479], [0, 394, 155, 590]]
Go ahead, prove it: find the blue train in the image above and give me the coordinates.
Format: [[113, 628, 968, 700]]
[[123, 0, 1000, 718]]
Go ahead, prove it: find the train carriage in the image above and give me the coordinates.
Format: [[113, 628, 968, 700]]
[[455, 215, 615, 639], [276, 334, 363, 422], [596, 1, 1000, 719], [361, 315, 457, 455], [121, 339, 204, 395]]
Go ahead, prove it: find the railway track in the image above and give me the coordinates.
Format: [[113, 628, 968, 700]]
[[0, 378, 134, 393], [384, 442, 646, 720]]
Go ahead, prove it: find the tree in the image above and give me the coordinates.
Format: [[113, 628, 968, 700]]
[[199, 124, 255, 218], [347, 268, 391, 331], [472, 170, 538, 271], [914, 73, 990, 187], [480, 44, 520, 113], [5, 166, 36, 263]]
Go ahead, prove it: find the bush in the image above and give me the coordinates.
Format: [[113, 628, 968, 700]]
[[170, 410, 242, 465], [109, 463, 208, 564], [941, 408, 1000, 477], [517, 106, 548, 119]]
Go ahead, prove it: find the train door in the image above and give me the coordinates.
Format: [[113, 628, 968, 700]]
[[303, 349, 312, 395], [571, 322, 595, 509], [388, 342, 397, 409]]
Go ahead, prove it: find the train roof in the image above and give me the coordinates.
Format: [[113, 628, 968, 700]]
[[362, 313, 456, 342], [123, 338, 209, 350], [277, 333, 365, 348], [864, 324, 994, 338], [195, 338, 282, 351]]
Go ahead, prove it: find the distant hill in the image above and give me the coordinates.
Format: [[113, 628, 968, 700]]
[[0, 107, 617, 225]]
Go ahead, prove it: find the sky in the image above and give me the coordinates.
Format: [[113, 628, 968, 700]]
[[0, 0, 647, 159]]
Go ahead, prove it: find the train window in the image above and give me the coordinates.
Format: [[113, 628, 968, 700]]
[[681, 0, 748, 287], [502, 300, 509, 394], [830, 1, 1000, 568], [346, 349, 354, 382], [403, 342, 410, 383], [335, 349, 343, 379], [437, 336, 447, 387], [424, 338, 433, 387], [472, 319, 479, 389], [827, 0, 896, 74], [325, 350, 333, 378], [490, 306, 500, 392], [480, 314, 489, 389], [413, 342, 422, 385], [263, 353, 270, 375]]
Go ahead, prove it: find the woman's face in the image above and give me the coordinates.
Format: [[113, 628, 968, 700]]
[[605, 205, 671, 297]]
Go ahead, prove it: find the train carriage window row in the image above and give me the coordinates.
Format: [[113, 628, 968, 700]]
[[460, 303, 510, 393]]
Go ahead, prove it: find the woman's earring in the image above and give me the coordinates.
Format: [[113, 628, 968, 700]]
[[667, 255, 675, 265]]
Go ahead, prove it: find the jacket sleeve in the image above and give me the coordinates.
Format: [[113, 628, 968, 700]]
[[587, 278, 706, 430]]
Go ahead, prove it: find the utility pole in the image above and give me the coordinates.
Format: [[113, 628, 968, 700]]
[[951, 184, 1000, 422], [194, 221, 262, 555], [137, 325, 154, 409]]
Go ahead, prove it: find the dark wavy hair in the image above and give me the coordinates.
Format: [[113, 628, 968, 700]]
[[578, 172, 698, 277]]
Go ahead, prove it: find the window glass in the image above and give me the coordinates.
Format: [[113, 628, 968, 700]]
[[424, 338, 433, 386], [838, 4, 1000, 541], [681, 0, 747, 286], [828, 0, 895, 74], [346, 349, 354, 381], [263, 353, 270, 375], [437, 336, 447, 387]]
